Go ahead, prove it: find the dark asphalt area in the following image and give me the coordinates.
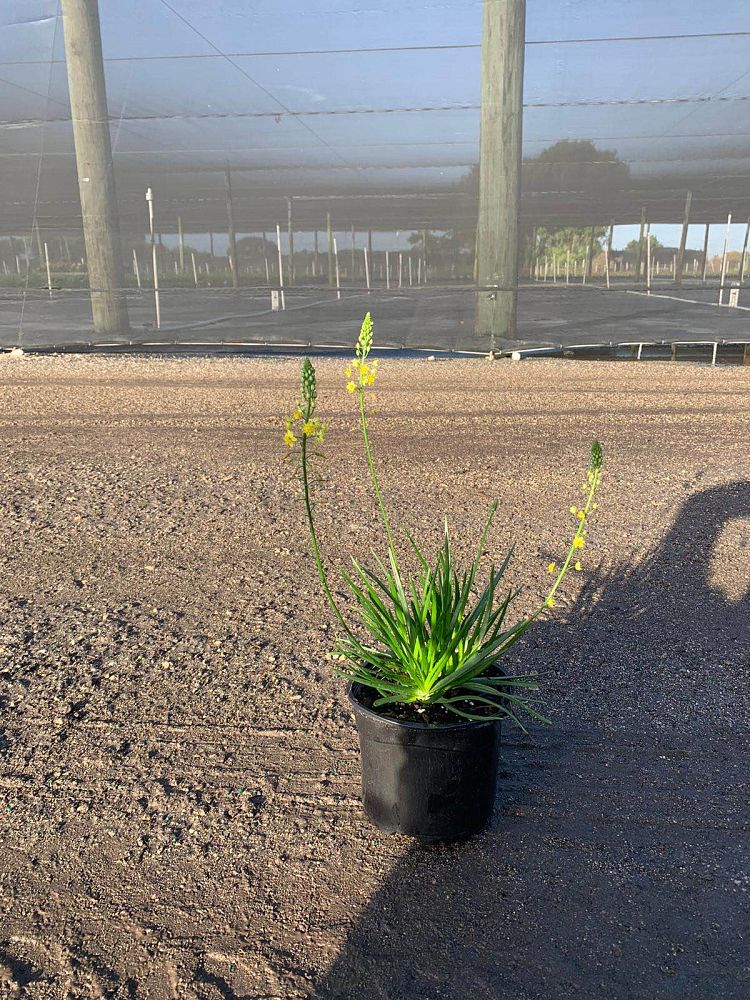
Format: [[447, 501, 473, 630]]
[[3, 278, 750, 354]]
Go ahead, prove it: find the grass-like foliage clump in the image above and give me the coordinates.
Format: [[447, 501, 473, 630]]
[[284, 314, 603, 728]]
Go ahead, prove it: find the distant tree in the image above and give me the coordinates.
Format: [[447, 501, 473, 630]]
[[449, 140, 630, 270], [624, 235, 662, 254]]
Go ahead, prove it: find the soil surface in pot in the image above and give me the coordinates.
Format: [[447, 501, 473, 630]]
[[353, 675, 510, 725]]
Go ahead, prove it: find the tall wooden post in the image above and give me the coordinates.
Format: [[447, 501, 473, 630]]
[[327, 212, 334, 286], [287, 197, 294, 286], [475, 0, 526, 345], [701, 224, 710, 281], [224, 166, 239, 288], [60, 0, 128, 333], [674, 190, 692, 286]]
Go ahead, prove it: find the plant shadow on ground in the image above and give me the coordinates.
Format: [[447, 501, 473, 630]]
[[310, 482, 750, 1000]]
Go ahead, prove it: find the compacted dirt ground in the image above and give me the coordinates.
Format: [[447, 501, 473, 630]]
[[0, 352, 748, 999]]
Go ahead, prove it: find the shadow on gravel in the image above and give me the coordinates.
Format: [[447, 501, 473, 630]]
[[311, 482, 750, 1000]]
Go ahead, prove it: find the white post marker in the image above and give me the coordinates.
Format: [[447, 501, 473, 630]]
[[637, 343, 643, 360], [191, 252, 198, 287], [146, 186, 161, 329], [363, 246, 371, 292], [604, 243, 610, 290], [385, 250, 390, 290], [646, 224, 652, 295], [333, 236, 341, 300], [719, 213, 732, 306], [276, 224, 286, 310], [711, 342, 718, 365], [43, 242, 52, 297], [132, 248, 141, 289], [398, 252, 403, 289], [408, 255, 413, 286], [566, 250, 570, 284], [417, 256, 422, 284]]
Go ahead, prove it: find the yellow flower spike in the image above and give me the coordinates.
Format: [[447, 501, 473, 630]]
[[577, 510, 586, 520], [573, 537, 584, 549], [292, 409, 302, 421], [547, 597, 555, 608], [547, 562, 556, 573], [303, 420, 315, 436], [366, 373, 376, 386], [346, 381, 356, 394], [284, 430, 296, 447], [569, 506, 577, 515], [574, 561, 583, 571], [345, 367, 351, 377]]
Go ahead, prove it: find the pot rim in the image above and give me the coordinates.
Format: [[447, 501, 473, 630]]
[[347, 678, 502, 732]]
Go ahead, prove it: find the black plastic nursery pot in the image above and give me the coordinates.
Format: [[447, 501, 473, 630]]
[[348, 682, 501, 843]]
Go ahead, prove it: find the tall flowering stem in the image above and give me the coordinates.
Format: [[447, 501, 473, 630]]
[[349, 313, 397, 558], [540, 439, 604, 614], [288, 359, 356, 642]]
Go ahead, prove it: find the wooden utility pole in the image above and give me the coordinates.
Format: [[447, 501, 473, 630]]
[[224, 166, 239, 288], [674, 190, 692, 286], [287, 197, 294, 285], [326, 212, 334, 286], [475, 0, 526, 345], [60, 0, 128, 333]]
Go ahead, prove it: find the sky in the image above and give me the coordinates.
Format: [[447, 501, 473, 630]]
[[1, 1, 750, 254]]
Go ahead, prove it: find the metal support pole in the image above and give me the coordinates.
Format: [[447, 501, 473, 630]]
[[475, 0, 525, 344], [177, 215, 184, 273], [718, 213, 731, 306], [326, 212, 334, 286], [635, 207, 646, 282], [225, 165, 239, 289], [43, 242, 52, 297], [146, 186, 160, 328], [275, 223, 286, 310], [739, 217, 750, 284], [701, 223, 710, 282], [333, 236, 341, 300], [287, 196, 294, 286], [675, 190, 692, 286], [60, 0, 128, 333]]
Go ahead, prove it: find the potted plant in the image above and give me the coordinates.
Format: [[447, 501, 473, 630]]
[[284, 314, 603, 842]]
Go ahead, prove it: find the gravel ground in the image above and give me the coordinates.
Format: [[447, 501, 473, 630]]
[[0, 352, 748, 999]]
